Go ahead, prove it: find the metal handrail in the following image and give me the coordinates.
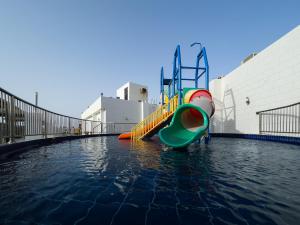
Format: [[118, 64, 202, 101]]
[[0, 87, 136, 144], [131, 95, 178, 140], [256, 102, 300, 136], [0, 87, 94, 121], [256, 102, 300, 114]]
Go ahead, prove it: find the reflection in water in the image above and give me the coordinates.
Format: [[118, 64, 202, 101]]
[[80, 137, 109, 174], [129, 139, 161, 170], [0, 137, 300, 225]]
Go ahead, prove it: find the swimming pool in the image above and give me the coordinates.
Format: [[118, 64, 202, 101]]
[[0, 137, 299, 225]]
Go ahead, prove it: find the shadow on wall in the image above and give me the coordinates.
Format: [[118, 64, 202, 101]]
[[211, 88, 241, 134]]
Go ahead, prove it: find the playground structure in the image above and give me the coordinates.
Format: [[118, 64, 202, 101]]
[[119, 43, 215, 147]]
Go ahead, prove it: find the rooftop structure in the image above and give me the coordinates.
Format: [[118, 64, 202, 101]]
[[81, 82, 157, 132], [116, 82, 148, 102]]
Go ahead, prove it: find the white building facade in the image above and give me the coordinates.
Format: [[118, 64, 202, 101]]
[[81, 82, 157, 133], [209, 25, 300, 135]]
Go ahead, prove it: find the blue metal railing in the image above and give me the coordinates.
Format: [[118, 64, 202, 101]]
[[160, 43, 209, 106]]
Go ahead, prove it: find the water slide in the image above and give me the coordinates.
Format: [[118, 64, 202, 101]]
[[159, 89, 215, 148]]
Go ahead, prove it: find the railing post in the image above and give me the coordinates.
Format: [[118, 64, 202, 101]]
[[298, 104, 300, 136], [44, 111, 47, 138], [9, 96, 15, 143], [68, 117, 71, 135], [258, 113, 261, 134]]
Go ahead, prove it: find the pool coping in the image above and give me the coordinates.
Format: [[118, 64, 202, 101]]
[[211, 133, 300, 146], [1, 133, 298, 160], [0, 133, 120, 159]]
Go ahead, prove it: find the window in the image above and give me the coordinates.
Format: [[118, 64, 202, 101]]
[[124, 87, 128, 100]]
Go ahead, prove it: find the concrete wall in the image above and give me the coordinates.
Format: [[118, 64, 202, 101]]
[[116, 83, 128, 100], [129, 82, 148, 102], [81, 96, 157, 123], [210, 25, 300, 134], [116, 82, 148, 102], [102, 97, 140, 123], [81, 97, 102, 121]]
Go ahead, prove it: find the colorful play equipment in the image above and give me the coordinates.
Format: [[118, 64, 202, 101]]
[[159, 89, 214, 147], [119, 43, 214, 148]]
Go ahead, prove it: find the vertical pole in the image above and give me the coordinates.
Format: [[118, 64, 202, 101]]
[[298, 104, 300, 136], [172, 49, 177, 98], [68, 117, 71, 135], [44, 111, 47, 138], [177, 45, 182, 105], [34, 97, 39, 136], [195, 55, 199, 89], [202, 47, 210, 143], [259, 113, 261, 134], [10, 96, 15, 143], [191, 42, 203, 88], [35, 92, 38, 106], [161, 67, 164, 105], [0, 92, 3, 143], [203, 47, 209, 91]]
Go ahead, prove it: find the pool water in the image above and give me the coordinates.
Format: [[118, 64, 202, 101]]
[[0, 137, 300, 225]]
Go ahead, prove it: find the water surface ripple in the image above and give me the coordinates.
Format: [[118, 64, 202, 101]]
[[0, 137, 299, 225]]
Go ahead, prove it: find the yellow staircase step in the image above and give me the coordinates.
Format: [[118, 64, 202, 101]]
[[131, 95, 178, 140]]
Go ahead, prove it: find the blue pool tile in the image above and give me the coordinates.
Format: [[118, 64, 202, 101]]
[[112, 203, 148, 225], [45, 199, 92, 225], [146, 206, 181, 225], [153, 190, 178, 207], [125, 189, 154, 207], [76, 203, 120, 225]]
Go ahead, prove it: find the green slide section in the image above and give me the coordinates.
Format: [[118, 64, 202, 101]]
[[159, 104, 209, 148]]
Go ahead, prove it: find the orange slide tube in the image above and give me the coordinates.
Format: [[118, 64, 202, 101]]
[[118, 132, 132, 139]]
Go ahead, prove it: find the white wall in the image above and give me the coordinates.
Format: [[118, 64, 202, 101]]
[[141, 102, 158, 120], [129, 82, 148, 102], [102, 97, 141, 123], [81, 96, 157, 123], [210, 25, 300, 134], [81, 97, 102, 121], [116, 83, 128, 100], [116, 82, 148, 102]]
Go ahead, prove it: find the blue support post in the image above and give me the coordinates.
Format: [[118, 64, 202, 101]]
[[202, 47, 209, 90], [168, 84, 171, 101], [172, 50, 177, 98], [191, 42, 202, 89], [195, 59, 199, 88], [177, 46, 182, 105], [160, 67, 164, 105], [202, 47, 210, 144], [172, 45, 183, 105]]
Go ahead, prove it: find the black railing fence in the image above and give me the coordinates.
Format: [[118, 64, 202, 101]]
[[256, 102, 300, 137], [0, 87, 135, 144]]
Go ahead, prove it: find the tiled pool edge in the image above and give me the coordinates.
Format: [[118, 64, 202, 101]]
[[0, 134, 121, 159], [2, 133, 299, 160], [211, 133, 300, 146]]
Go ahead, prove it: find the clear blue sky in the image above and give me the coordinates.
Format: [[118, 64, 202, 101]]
[[1, 0, 299, 117]]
